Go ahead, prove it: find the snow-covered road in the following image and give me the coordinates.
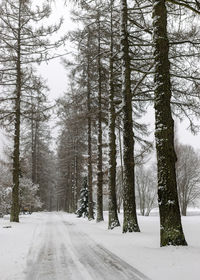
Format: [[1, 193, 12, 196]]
[[25, 212, 150, 280], [1, 211, 200, 280]]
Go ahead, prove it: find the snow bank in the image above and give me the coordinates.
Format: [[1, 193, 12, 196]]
[[0, 213, 42, 280]]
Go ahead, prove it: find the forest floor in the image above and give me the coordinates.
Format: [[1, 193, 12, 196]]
[[0, 210, 199, 280]]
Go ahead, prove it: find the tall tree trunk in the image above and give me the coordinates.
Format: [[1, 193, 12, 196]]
[[74, 152, 78, 210], [120, 0, 140, 233], [64, 172, 70, 212], [96, 12, 104, 222], [73, 135, 79, 211], [71, 144, 75, 213], [87, 30, 94, 220], [31, 107, 35, 183], [152, 0, 187, 246], [118, 123, 123, 213], [32, 119, 38, 184], [10, 2, 22, 222], [108, 0, 120, 229]]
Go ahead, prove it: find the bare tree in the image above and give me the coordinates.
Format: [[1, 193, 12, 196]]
[[176, 144, 200, 216], [135, 165, 157, 216]]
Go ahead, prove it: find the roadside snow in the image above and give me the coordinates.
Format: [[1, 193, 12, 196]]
[[0, 213, 43, 280], [0, 210, 199, 280], [62, 210, 200, 280]]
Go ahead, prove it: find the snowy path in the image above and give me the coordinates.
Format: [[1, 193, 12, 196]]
[[25, 212, 150, 280]]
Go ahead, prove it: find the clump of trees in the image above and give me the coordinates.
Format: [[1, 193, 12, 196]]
[[1, 0, 199, 249], [0, 0, 66, 221], [56, 0, 200, 247]]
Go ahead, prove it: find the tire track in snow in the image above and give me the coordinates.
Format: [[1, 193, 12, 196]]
[[24, 212, 151, 280], [61, 219, 151, 280], [25, 216, 57, 280], [25, 213, 93, 280]]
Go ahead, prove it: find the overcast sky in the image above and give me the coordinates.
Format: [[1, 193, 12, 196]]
[[41, 0, 200, 150], [0, 0, 200, 157], [37, 0, 77, 100]]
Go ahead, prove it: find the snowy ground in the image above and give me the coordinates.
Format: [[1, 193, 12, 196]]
[[0, 210, 199, 280]]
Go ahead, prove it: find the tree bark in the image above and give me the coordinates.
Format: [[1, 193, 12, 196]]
[[10, 1, 22, 222], [120, 0, 140, 233], [152, 0, 187, 246], [108, 0, 120, 229], [118, 124, 123, 213], [32, 119, 38, 184], [87, 30, 94, 220], [181, 206, 187, 216], [96, 13, 104, 222]]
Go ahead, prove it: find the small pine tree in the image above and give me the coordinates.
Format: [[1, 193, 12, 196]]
[[76, 177, 89, 218]]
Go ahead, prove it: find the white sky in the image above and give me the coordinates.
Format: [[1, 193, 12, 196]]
[[0, 0, 200, 156], [37, 0, 77, 101], [40, 1, 200, 151]]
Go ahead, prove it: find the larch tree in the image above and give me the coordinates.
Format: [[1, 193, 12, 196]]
[[96, 9, 104, 223], [86, 28, 95, 220], [152, 0, 187, 246], [63, 23, 97, 219], [67, 3, 111, 220], [120, 0, 140, 233], [176, 143, 200, 216], [0, 0, 65, 222], [76, 1, 109, 223], [108, 0, 120, 229]]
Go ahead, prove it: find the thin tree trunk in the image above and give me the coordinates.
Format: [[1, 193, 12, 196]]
[[32, 119, 38, 184], [71, 144, 75, 213], [74, 153, 78, 210], [118, 124, 123, 213], [10, 2, 22, 222], [152, 0, 187, 246], [181, 205, 187, 216], [31, 107, 35, 183], [120, 0, 140, 233], [87, 30, 94, 220], [181, 199, 187, 216], [108, 0, 120, 229], [96, 12, 104, 222], [64, 175, 70, 212]]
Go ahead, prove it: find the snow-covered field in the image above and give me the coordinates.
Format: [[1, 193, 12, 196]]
[[0, 210, 199, 280]]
